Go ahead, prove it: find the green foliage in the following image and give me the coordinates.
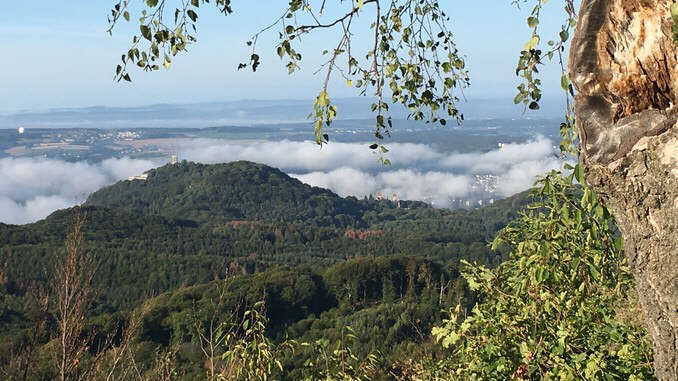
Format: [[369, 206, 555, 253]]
[[512, 0, 576, 112], [311, 91, 335, 145], [219, 301, 293, 381], [127, 255, 469, 378], [8, 161, 654, 379], [0, 163, 657, 379], [107, 0, 232, 82], [107, 1, 469, 155], [512, 0, 579, 157], [85, 161, 371, 227], [0, 161, 525, 317], [429, 171, 655, 380], [299, 326, 380, 381]]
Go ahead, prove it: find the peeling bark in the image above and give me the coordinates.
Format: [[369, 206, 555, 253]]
[[570, 1, 678, 379]]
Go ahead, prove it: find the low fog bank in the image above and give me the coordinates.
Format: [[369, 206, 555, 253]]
[[288, 138, 562, 205], [0, 138, 565, 224], [0, 157, 157, 224]]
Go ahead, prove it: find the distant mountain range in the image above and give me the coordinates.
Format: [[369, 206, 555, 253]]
[[0, 97, 566, 129]]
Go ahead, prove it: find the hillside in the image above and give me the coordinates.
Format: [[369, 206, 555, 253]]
[[1, 162, 533, 310], [117, 256, 472, 380], [0, 161, 535, 379], [85, 161, 374, 227]]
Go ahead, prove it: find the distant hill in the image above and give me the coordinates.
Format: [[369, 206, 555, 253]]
[[0, 97, 565, 129], [85, 160, 375, 227]]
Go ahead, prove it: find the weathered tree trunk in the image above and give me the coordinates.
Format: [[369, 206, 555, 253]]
[[570, 1, 678, 379]]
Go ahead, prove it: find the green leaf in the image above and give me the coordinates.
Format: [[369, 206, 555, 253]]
[[561, 75, 570, 91], [316, 91, 330, 107], [574, 164, 585, 183], [527, 17, 539, 28], [524, 35, 539, 51], [140, 25, 152, 41], [559, 30, 569, 42], [187, 9, 198, 22]]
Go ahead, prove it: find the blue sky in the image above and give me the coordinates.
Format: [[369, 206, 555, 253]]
[[0, 1, 572, 112]]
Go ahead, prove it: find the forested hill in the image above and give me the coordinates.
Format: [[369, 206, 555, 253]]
[[1, 161, 534, 310], [85, 161, 376, 227], [0, 160, 538, 378]]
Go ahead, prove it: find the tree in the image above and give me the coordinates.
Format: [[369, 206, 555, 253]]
[[52, 211, 95, 381], [431, 172, 655, 380], [569, 2, 678, 379], [106, 0, 678, 378]]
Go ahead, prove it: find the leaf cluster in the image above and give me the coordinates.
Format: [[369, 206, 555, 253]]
[[108, 0, 233, 82], [429, 171, 655, 380]]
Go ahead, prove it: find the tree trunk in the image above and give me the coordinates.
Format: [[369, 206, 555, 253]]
[[570, 1, 678, 379]]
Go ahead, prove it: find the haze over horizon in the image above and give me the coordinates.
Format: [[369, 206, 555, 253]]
[[0, 96, 567, 129]]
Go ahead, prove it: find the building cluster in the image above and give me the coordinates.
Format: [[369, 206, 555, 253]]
[[117, 131, 140, 140], [471, 174, 498, 194], [374, 193, 399, 202]]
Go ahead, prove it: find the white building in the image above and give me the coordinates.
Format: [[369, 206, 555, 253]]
[[127, 174, 149, 181]]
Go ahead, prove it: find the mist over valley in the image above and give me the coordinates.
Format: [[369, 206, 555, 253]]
[[0, 99, 567, 224]]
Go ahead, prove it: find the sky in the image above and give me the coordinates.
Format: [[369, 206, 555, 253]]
[[0, 1, 574, 113]]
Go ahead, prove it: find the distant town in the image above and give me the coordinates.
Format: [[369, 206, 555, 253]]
[[0, 127, 196, 162]]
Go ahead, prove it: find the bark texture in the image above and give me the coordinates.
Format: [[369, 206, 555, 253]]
[[570, 1, 678, 379]]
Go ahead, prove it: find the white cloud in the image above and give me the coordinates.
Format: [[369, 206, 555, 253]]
[[495, 159, 561, 197], [0, 137, 565, 224], [292, 167, 380, 197], [183, 137, 563, 207], [100, 157, 158, 180], [440, 136, 556, 173], [0, 196, 30, 224], [179, 140, 442, 171], [293, 169, 473, 207], [0, 157, 156, 225]]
